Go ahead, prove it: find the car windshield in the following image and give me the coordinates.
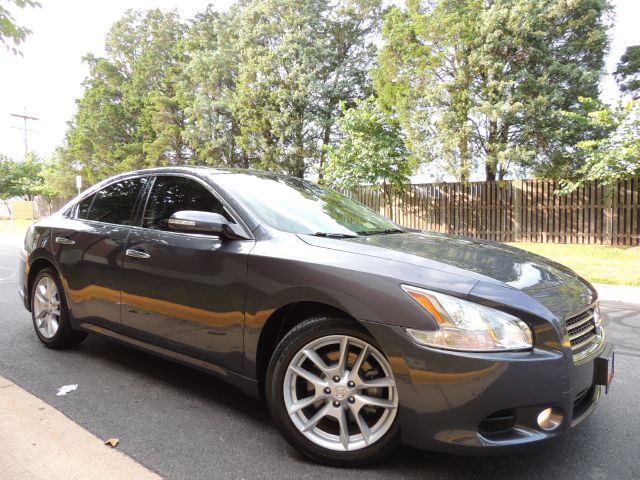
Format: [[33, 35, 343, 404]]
[[212, 173, 400, 236]]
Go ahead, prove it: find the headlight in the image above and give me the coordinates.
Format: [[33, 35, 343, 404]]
[[593, 304, 603, 327], [401, 285, 533, 352]]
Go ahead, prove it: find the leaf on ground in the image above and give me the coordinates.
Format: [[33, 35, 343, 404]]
[[105, 438, 119, 448]]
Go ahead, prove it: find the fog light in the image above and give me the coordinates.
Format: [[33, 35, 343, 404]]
[[537, 408, 564, 431]]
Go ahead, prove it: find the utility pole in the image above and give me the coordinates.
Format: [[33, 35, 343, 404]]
[[10, 109, 39, 158]]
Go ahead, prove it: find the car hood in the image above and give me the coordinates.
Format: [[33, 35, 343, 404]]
[[299, 231, 596, 320]]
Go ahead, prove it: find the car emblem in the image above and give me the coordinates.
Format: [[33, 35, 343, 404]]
[[334, 386, 347, 400]]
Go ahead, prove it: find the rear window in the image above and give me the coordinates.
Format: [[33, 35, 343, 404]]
[[76, 195, 94, 219], [83, 178, 146, 225]]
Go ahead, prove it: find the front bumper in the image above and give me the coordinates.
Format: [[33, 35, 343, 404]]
[[18, 247, 29, 311], [362, 320, 609, 454]]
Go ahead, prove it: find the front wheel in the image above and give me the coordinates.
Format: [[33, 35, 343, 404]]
[[266, 317, 400, 466]]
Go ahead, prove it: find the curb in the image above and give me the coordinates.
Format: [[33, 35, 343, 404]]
[[0, 375, 161, 480], [593, 283, 640, 306]]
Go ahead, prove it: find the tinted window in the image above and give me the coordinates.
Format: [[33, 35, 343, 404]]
[[77, 194, 94, 219], [85, 178, 146, 225], [143, 176, 229, 231]]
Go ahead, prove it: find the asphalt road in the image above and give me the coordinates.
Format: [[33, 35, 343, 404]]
[[0, 232, 638, 479]]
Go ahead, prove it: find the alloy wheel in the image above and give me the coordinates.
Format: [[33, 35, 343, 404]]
[[33, 276, 61, 339], [283, 334, 398, 452]]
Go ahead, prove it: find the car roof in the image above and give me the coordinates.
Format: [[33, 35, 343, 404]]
[[123, 166, 288, 178]]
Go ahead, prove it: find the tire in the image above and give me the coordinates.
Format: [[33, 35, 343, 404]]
[[266, 316, 400, 467], [30, 267, 87, 349]]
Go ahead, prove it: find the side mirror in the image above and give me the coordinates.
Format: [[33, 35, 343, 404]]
[[168, 210, 229, 235]]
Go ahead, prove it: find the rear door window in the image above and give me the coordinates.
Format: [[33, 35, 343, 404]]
[[85, 178, 146, 225]]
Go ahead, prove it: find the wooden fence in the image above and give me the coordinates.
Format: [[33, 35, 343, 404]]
[[345, 178, 640, 245]]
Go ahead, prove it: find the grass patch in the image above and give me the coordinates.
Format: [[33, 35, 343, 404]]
[[506, 242, 640, 287]]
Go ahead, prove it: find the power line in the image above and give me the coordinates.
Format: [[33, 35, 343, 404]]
[[9, 110, 40, 157]]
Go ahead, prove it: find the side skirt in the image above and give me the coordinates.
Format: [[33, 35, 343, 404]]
[[77, 322, 260, 398]]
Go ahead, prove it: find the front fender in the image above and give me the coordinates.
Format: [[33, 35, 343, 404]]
[[240, 236, 477, 379]]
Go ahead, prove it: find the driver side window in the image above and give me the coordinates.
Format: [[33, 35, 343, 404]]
[[143, 176, 230, 231]]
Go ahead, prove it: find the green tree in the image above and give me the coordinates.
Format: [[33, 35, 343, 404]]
[[37, 149, 79, 201], [0, 154, 17, 214], [180, 5, 247, 167], [64, 9, 187, 182], [615, 45, 640, 99], [15, 152, 43, 199], [560, 99, 640, 193], [374, 0, 612, 182], [231, 0, 382, 177], [0, 153, 43, 215], [0, 0, 40, 54], [64, 3, 380, 178], [323, 98, 415, 219]]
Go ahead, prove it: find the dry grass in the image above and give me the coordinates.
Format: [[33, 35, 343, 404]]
[[0, 219, 34, 235]]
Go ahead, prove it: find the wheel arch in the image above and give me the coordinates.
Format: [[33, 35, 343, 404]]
[[254, 301, 370, 399], [26, 256, 64, 312]]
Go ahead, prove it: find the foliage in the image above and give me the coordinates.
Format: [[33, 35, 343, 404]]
[[0, 153, 44, 216], [324, 98, 415, 217], [0, 0, 40, 54], [188, 0, 381, 177], [63, 2, 380, 182], [615, 45, 640, 99], [65, 9, 188, 183], [560, 99, 640, 193], [37, 149, 80, 200], [179, 5, 248, 168], [373, 0, 612, 182], [54, 0, 632, 190]]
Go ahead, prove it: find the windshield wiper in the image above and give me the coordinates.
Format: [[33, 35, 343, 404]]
[[313, 232, 358, 239], [356, 228, 404, 236]]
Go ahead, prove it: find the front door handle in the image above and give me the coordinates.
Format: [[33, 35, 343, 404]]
[[55, 236, 75, 245], [125, 248, 151, 259]]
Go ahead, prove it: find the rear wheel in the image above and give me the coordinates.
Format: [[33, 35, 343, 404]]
[[31, 268, 87, 348], [266, 317, 400, 466]]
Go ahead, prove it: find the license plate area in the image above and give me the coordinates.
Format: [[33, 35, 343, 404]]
[[594, 345, 615, 393]]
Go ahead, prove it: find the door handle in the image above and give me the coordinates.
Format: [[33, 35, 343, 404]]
[[55, 236, 75, 245], [125, 248, 151, 259]]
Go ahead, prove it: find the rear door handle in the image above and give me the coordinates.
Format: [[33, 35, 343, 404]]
[[55, 236, 75, 245], [125, 248, 151, 259]]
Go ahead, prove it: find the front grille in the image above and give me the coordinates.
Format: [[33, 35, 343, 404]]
[[566, 308, 598, 359], [478, 409, 516, 437]]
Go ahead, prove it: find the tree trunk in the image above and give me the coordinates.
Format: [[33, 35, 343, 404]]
[[294, 110, 306, 178], [318, 125, 331, 184], [485, 119, 498, 181], [3, 200, 12, 218], [459, 136, 470, 183], [485, 163, 496, 181], [383, 180, 393, 222]]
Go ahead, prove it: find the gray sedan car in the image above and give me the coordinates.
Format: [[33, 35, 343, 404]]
[[18, 167, 614, 466]]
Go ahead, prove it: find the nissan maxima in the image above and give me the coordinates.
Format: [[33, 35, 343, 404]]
[[18, 167, 614, 466]]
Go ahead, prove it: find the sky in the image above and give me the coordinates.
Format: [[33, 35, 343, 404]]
[[0, 0, 639, 163]]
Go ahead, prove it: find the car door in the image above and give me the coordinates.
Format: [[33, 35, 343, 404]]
[[53, 176, 149, 331], [120, 174, 254, 373]]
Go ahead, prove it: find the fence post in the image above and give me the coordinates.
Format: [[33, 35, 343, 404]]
[[439, 185, 447, 234], [603, 184, 613, 245], [512, 180, 523, 242]]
